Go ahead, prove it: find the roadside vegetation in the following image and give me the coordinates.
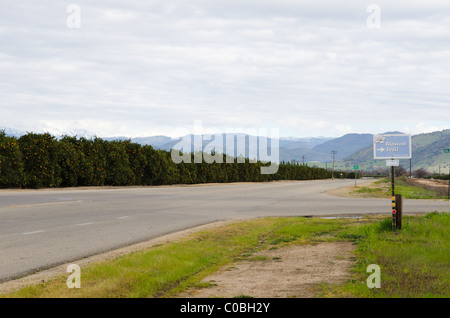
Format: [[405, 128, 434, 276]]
[[352, 177, 448, 200], [0, 130, 331, 189], [323, 212, 449, 298], [3, 212, 448, 298]]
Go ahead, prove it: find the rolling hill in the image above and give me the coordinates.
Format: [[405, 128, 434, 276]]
[[344, 129, 450, 173], [3, 127, 449, 172]]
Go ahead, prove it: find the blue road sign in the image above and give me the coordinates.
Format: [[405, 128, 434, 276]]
[[373, 134, 412, 159]]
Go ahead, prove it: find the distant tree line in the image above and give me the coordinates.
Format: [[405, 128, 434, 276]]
[[364, 165, 450, 180], [0, 131, 333, 188], [427, 173, 450, 181]]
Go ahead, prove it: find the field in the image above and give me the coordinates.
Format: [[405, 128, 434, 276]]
[[351, 177, 449, 200]]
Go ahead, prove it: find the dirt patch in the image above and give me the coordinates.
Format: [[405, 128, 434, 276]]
[[405, 178, 449, 197], [326, 179, 381, 198], [178, 242, 356, 298], [1, 220, 357, 298], [328, 177, 449, 199]]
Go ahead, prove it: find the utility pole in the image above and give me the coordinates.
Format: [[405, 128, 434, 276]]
[[443, 149, 450, 200], [331, 150, 337, 180], [345, 160, 348, 178], [448, 166, 450, 201], [301, 155, 305, 166], [410, 159, 412, 178]]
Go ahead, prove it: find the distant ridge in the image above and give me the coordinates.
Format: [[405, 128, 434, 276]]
[[3, 127, 450, 171], [345, 129, 450, 173]]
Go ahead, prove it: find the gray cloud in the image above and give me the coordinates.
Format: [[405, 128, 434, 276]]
[[1, 1, 449, 138]]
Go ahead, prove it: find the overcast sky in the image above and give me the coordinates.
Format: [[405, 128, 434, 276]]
[[1, 1, 449, 138]]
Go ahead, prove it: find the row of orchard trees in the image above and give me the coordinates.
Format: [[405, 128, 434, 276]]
[[0, 131, 332, 188]]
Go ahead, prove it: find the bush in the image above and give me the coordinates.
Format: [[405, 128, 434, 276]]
[[0, 131, 24, 187], [0, 132, 333, 188], [18, 133, 61, 188]]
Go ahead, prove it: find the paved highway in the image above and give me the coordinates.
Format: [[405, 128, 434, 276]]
[[1, 179, 449, 282]]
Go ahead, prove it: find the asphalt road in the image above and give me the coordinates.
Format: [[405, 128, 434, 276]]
[[1, 179, 449, 282]]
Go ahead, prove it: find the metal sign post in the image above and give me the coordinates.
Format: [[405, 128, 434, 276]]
[[373, 134, 412, 231], [353, 165, 359, 187]]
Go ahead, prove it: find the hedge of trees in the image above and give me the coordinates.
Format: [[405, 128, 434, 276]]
[[428, 174, 450, 181], [0, 131, 333, 189]]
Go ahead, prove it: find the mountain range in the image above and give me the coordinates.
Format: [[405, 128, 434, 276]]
[[2, 127, 449, 173], [344, 129, 450, 173]]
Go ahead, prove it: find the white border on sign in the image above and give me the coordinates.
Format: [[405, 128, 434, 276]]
[[373, 134, 412, 159]]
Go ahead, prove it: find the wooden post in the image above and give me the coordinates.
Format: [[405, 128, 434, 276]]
[[395, 194, 402, 230]]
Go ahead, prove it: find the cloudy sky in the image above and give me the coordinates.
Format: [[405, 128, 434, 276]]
[[1, 0, 449, 138]]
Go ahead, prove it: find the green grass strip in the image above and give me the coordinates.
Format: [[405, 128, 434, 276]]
[[353, 177, 448, 200], [2, 217, 353, 298], [3, 213, 449, 298], [323, 212, 450, 298]]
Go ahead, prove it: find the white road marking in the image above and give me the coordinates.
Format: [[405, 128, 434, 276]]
[[117, 216, 130, 219], [23, 230, 46, 235], [75, 222, 94, 226], [1, 200, 83, 210]]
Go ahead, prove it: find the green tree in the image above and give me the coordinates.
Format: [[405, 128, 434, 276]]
[[124, 140, 148, 185], [79, 137, 106, 186], [58, 136, 85, 187], [0, 131, 24, 187], [104, 140, 135, 186], [0, 132, 333, 189], [18, 133, 61, 188]]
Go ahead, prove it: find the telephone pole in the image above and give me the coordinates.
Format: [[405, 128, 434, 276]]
[[331, 150, 337, 180], [345, 160, 348, 178], [410, 158, 412, 178]]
